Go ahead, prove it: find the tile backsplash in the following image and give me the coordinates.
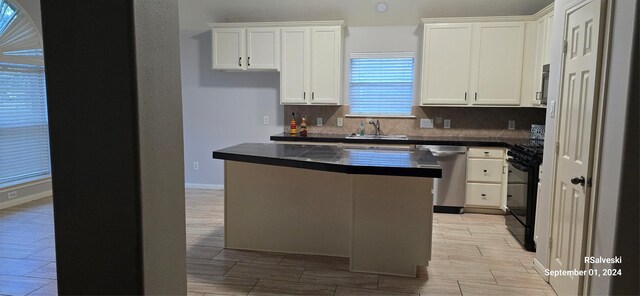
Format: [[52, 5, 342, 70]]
[[284, 105, 546, 138]]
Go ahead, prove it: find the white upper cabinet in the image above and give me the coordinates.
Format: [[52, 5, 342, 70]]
[[421, 24, 473, 105], [310, 26, 342, 104], [528, 6, 554, 107], [247, 28, 280, 70], [281, 25, 342, 105], [281, 27, 309, 104], [420, 20, 525, 107], [211, 26, 280, 71], [212, 28, 246, 70], [472, 22, 525, 105]]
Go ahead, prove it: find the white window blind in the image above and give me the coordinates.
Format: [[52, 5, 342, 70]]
[[0, 0, 50, 187], [349, 54, 414, 116], [0, 63, 49, 185]]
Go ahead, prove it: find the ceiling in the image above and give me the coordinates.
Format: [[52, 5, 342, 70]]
[[178, 0, 554, 30]]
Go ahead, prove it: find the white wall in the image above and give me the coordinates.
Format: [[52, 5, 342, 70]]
[[536, 1, 638, 294], [342, 26, 422, 105]]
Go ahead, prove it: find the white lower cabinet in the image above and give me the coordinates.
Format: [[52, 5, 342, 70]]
[[465, 147, 507, 210], [466, 183, 502, 207]]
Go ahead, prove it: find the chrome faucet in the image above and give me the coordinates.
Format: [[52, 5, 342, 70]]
[[369, 119, 382, 135]]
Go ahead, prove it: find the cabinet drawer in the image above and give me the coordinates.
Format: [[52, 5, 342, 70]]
[[468, 147, 504, 159], [467, 159, 504, 183], [466, 183, 502, 208]]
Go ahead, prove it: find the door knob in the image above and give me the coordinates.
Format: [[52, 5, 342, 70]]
[[571, 176, 585, 186]]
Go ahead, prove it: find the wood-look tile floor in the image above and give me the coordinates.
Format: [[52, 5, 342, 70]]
[[0, 189, 556, 296]]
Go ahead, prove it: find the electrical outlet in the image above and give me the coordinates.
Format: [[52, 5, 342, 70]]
[[420, 118, 434, 128], [317, 117, 323, 127], [435, 117, 443, 124], [193, 162, 199, 171], [7, 191, 17, 199], [337, 117, 344, 127], [263, 116, 269, 125], [508, 120, 516, 130], [444, 119, 451, 129]]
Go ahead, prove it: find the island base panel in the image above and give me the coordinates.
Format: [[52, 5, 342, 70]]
[[351, 175, 433, 277], [224, 160, 434, 277], [224, 161, 352, 257]]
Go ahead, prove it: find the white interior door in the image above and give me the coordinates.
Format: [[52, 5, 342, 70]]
[[247, 28, 280, 70], [211, 28, 245, 70], [549, 0, 602, 295], [472, 22, 525, 105], [280, 27, 310, 104], [310, 26, 341, 104], [421, 24, 473, 105]]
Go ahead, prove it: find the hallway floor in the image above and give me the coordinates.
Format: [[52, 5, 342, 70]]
[[0, 189, 555, 295]]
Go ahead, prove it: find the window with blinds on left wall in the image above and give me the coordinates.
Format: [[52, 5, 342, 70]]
[[0, 0, 50, 188]]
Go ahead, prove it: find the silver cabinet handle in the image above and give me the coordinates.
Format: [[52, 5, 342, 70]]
[[238, 57, 242, 67], [312, 92, 315, 100], [464, 92, 467, 101], [303, 92, 306, 100], [247, 57, 251, 67], [475, 92, 478, 101]]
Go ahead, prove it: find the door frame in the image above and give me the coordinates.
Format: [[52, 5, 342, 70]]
[[545, 0, 611, 294]]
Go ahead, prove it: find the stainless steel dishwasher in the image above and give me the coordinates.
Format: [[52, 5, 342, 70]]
[[421, 145, 467, 214]]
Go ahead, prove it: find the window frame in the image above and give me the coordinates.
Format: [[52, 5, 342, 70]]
[[347, 51, 416, 118]]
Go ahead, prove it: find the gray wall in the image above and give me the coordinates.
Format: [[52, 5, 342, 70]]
[[134, 0, 188, 293], [179, 0, 284, 187], [588, 0, 637, 294]]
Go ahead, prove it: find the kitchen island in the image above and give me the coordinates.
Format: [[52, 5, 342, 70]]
[[212, 143, 441, 277]]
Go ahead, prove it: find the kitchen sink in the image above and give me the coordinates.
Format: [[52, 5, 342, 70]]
[[346, 134, 408, 140]]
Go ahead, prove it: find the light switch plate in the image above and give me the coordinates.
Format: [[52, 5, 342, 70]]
[[549, 101, 556, 118], [337, 117, 344, 127], [508, 120, 516, 130], [444, 119, 451, 129], [317, 117, 323, 127], [263, 116, 269, 125], [420, 118, 434, 128]]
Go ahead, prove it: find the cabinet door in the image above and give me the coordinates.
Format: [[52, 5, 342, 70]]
[[247, 28, 280, 70], [543, 13, 554, 65], [466, 183, 502, 208], [281, 27, 310, 104], [310, 26, 341, 104], [532, 18, 547, 106], [467, 159, 504, 183], [472, 22, 525, 105], [421, 24, 473, 105], [212, 28, 245, 70]]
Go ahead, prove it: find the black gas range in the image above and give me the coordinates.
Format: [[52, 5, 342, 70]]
[[505, 141, 544, 252]]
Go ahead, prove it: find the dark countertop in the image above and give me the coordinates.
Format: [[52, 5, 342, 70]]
[[270, 133, 532, 147], [212, 143, 442, 178]]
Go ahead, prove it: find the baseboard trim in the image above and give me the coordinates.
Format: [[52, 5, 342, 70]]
[[185, 183, 224, 190], [0, 190, 53, 210], [533, 257, 549, 282]]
